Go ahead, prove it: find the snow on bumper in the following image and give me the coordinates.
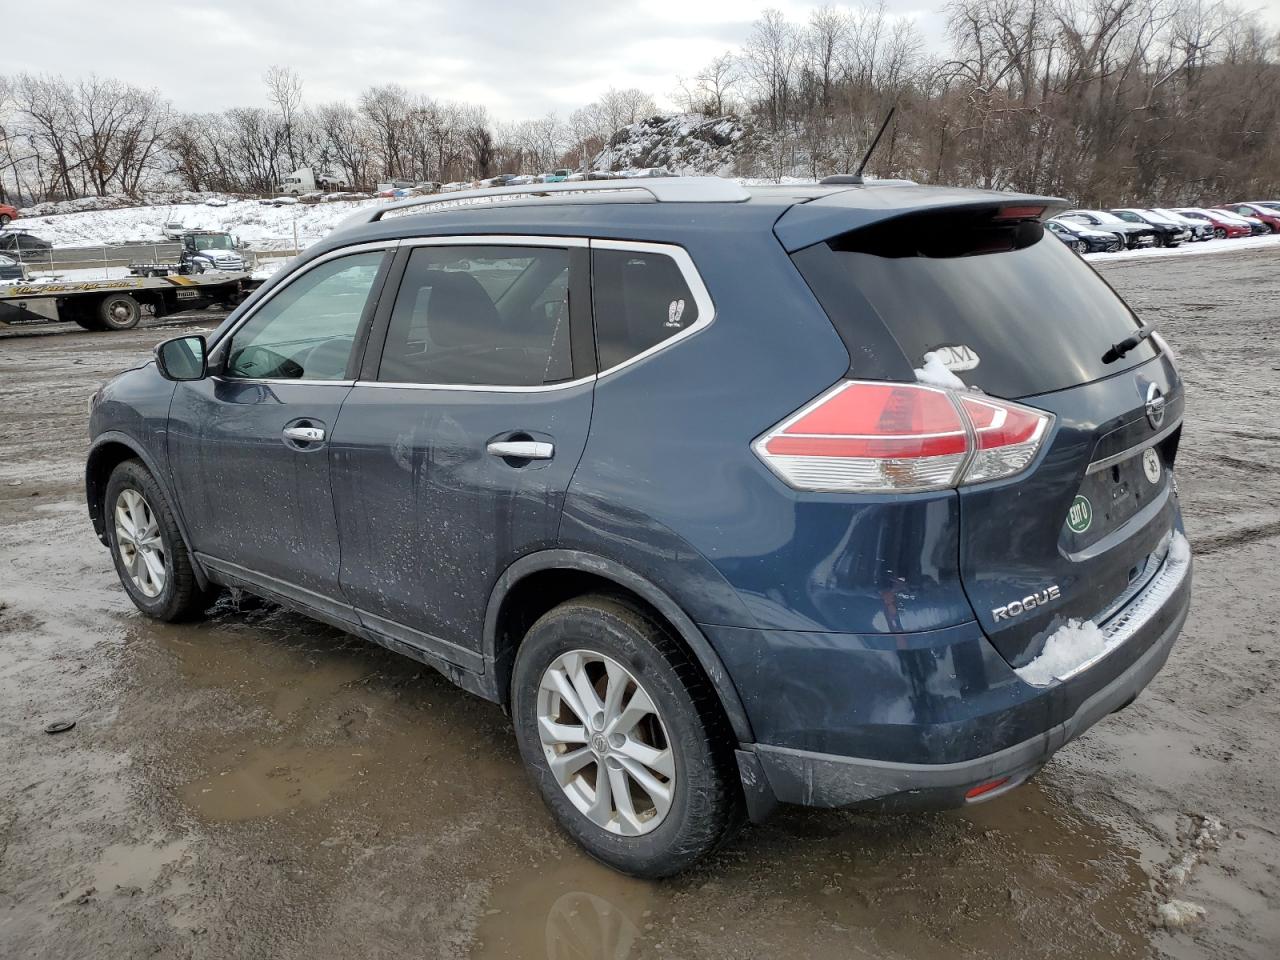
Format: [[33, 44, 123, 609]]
[[1017, 530, 1191, 687]]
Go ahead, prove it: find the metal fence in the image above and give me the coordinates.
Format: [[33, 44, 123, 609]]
[[10, 243, 299, 278]]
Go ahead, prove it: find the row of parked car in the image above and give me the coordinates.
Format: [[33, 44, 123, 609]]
[[1046, 202, 1280, 253]]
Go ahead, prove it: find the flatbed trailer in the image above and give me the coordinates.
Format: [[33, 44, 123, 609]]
[[0, 271, 258, 331]]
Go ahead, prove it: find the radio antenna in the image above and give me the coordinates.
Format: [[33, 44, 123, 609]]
[[854, 105, 896, 179]]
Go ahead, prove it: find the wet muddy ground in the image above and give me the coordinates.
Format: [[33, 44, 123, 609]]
[[2, 250, 1278, 959]]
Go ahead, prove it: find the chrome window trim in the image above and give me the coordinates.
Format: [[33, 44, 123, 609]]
[[357, 236, 716, 394], [353, 376, 595, 394], [209, 377, 356, 387]]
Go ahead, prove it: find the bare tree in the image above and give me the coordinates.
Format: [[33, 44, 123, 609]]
[[360, 84, 412, 180], [316, 101, 374, 189], [265, 65, 304, 171], [676, 52, 741, 115], [462, 105, 496, 179]]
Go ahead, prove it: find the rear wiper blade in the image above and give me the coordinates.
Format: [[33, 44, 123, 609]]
[[1103, 322, 1158, 364]]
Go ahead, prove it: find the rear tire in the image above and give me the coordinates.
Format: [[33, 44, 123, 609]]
[[104, 459, 216, 621], [1214, 227, 1227, 239], [511, 594, 744, 878], [0, 214, 10, 227], [98, 293, 141, 331]]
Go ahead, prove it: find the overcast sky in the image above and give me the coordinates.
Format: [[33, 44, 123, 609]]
[[10, 0, 1280, 122]]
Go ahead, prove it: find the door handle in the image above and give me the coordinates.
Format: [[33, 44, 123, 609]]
[[487, 440, 554, 460], [283, 425, 325, 443]]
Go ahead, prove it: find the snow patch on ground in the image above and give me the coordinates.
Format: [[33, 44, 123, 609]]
[[1083, 232, 1280, 262], [913, 351, 968, 389], [13, 197, 386, 251], [1155, 899, 1207, 929], [18, 191, 243, 217]]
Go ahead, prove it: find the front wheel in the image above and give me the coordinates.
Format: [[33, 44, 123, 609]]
[[105, 459, 216, 621], [0, 213, 10, 227], [511, 595, 744, 878]]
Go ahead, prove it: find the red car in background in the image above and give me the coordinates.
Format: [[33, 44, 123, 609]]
[[0, 203, 18, 228], [1220, 202, 1280, 232], [1173, 207, 1251, 239]]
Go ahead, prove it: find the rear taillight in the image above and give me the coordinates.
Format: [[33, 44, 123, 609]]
[[753, 380, 1051, 493]]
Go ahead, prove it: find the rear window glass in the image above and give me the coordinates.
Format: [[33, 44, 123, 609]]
[[793, 211, 1159, 398], [592, 248, 698, 370]]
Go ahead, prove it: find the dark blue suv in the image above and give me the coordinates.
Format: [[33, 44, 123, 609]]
[[86, 178, 1192, 876]]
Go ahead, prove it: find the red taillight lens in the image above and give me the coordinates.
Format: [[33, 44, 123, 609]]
[[754, 380, 1051, 493], [956, 394, 1050, 484]]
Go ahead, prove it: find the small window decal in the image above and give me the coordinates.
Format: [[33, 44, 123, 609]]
[[666, 299, 686, 328]]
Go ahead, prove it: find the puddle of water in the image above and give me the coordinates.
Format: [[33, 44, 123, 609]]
[[180, 745, 368, 821], [471, 859, 656, 960], [160, 606, 521, 824], [471, 781, 1153, 960], [119, 598, 1156, 958], [92, 837, 192, 892]]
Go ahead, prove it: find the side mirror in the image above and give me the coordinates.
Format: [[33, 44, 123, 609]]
[[155, 335, 207, 381]]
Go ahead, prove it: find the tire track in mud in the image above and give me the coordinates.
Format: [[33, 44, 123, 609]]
[[1191, 519, 1280, 556]]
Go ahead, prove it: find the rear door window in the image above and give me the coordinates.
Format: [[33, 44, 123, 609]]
[[791, 210, 1160, 399], [591, 247, 699, 370], [377, 245, 572, 386]]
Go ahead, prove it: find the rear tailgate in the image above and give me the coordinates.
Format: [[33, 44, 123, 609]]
[[783, 194, 1185, 669], [959, 355, 1183, 667]]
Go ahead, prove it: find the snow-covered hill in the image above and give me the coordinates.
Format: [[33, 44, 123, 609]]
[[592, 115, 746, 175]]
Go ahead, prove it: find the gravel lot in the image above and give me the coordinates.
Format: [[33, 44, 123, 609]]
[[1, 248, 1277, 959]]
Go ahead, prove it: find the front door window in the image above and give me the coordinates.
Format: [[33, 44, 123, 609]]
[[226, 252, 384, 381]]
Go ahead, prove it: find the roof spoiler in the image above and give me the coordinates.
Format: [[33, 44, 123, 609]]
[[774, 189, 1069, 252]]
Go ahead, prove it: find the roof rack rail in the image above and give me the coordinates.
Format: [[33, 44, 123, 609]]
[[336, 176, 750, 230]]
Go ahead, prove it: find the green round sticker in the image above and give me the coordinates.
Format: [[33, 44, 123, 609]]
[[1067, 495, 1093, 534]]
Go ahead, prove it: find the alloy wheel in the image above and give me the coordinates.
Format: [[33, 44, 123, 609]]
[[537, 650, 675, 836], [114, 488, 166, 598]]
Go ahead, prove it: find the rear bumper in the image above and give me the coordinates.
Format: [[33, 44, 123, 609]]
[[720, 548, 1191, 819], [744, 592, 1185, 813]]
